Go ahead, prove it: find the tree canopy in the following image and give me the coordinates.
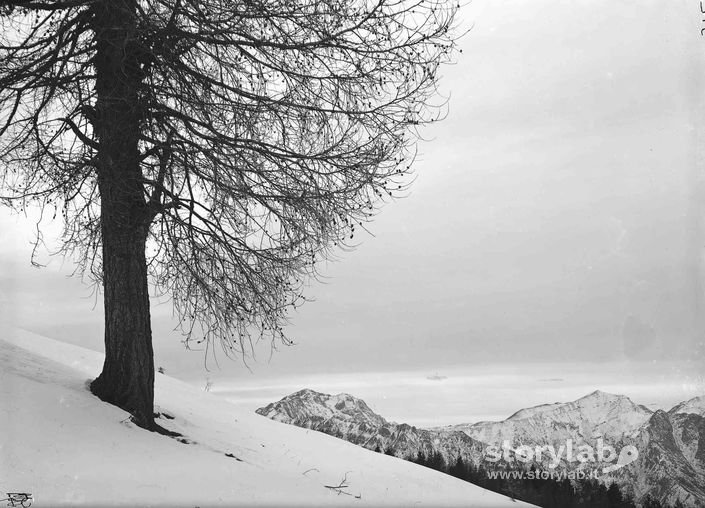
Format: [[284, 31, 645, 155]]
[[0, 0, 460, 428]]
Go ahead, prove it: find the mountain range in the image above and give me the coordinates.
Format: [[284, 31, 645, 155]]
[[257, 389, 705, 507]]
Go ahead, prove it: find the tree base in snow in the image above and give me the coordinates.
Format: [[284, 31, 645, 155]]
[[89, 377, 180, 437]]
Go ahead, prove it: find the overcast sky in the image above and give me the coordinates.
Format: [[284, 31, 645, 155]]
[[1, 0, 704, 424]]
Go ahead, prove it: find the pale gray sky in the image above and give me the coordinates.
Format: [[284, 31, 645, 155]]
[[1, 0, 704, 423]]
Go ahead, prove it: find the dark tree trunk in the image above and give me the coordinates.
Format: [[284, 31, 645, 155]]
[[88, 0, 157, 430], [91, 219, 154, 429]]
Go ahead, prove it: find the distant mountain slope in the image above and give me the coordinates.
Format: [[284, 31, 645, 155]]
[[447, 390, 652, 446], [457, 391, 705, 506], [670, 395, 705, 417], [259, 388, 388, 429], [0, 329, 531, 507], [257, 389, 487, 466], [259, 389, 705, 507], [612, 410, 705, 507]]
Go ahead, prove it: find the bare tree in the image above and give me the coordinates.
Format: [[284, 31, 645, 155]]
[[0, 0, 460, 430]]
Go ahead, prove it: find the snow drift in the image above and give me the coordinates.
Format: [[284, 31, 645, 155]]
[[0, 329, 530, 507]]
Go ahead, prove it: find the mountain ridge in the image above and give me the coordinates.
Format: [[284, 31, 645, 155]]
[[258, 388, 705, 507], [669, 395, 705, 417], [257, 389, 488, 467]]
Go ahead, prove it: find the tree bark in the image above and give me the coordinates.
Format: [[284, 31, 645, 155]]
[[91, 219, 155, 430], [88, 0, 156, 430]]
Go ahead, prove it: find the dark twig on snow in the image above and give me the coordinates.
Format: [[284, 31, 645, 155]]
[[324, 472, 360, 498]]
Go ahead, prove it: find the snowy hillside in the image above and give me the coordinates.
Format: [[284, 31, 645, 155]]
[[455, 390, 653, 445], [670, 396, 705, 417], [257, 389, 487, 467], [0, 329, 530, 507], [261, 388, 705, 507]]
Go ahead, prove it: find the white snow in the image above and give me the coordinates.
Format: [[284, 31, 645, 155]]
[[669, 395, 705, 416], [0, 328, 532, 507], [454, 389, 653, 447]]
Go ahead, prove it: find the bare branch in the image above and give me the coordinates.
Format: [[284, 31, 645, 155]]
[[0, 0, 461, 365]]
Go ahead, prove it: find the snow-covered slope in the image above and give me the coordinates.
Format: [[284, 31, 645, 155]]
[[257, 389, 487, 467], [452, 390, 653, 446], [613, 410, 705, 507], [447, 391, 705, 506], [259, 388, 389, 429], [261, 388, 705, 507], [0, 329, 529, 507], [670, 395, 705, 417]]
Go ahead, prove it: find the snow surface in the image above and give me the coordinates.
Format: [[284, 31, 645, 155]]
[[451, 389, 653, 447], [0, 329, 532, 507], [669, 395, 705, 416]]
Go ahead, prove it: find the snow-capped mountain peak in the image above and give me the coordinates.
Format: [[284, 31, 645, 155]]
[[257, 389, 487, 468], [458, 390, 653, 448], [257, 388, 388, 428], [578, 389, 625, 401], [259, 388, 705, 507], [501, 390, 650, 424], [669, 395, 705, 417]]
